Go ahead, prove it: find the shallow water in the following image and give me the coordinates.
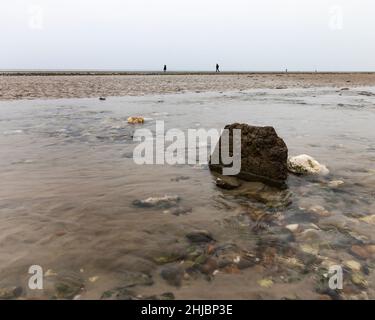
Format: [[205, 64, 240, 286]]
[[0, 87, 374, 299]]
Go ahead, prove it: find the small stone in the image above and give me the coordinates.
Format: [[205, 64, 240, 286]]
[[285, 224, 300, 233], [351, 273, 368, 288], [344, 260, 361, 272], [163, 206, 192, 216], [298, 228, 322, 241], [127, 116, 144, 124], [99, 97, 106, 101], [133, 195, 180, 209], [171, 176, 190, 182], [300, 244, 319, 256], [237, 257, 256, 270], [288, 154, 329, 175], [153, 249, 186, 265], [101, 288, 137, 300], [186, 230, 214, 244], [350, 245, 370, 260], [200, 258, 218, 275], [119, 271, 154, 288], [0, 286, 23, 299], [328, 180, 344, 188], [160, 265, 184, 287], [45, 269, 58, 277], [215, 176, 242, 190], [258, 278, 274, 288], [89, 276, 99, 283], [157, 292, 175, 300], [277, 256, 305, 270], [360, 214, 375, 225], [365, 245, 375, 254], [308, 205, 331, 217], [55, 281, 83, 299], [222, 265, 241, 274]]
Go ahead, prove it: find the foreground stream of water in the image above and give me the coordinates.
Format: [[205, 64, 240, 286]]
[[0, 87, 374, 299]]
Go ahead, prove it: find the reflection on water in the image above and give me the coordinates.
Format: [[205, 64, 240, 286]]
[[0, 88, 374, 299]]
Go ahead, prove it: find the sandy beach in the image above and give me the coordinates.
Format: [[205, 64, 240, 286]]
[[1, 83, 375, 299], [1, 72, 375, 100]]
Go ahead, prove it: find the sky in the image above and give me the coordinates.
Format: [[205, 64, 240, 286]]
[[1, 0, 374, 71]]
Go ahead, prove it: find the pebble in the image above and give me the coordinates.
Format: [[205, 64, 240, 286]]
[[328, 180, 344, 188], [45, 269, 58, 277], [285, 224, 300, 233], [186, 230, 214, 244], [298, 228, 322, 242], [344, 260, 361, 272], [351, 273, 368, 288], [133, 195, 180, 209], [215, 176, 242, 190], [160, 265, 184, 287], [163, 206, 192, 216], [200, 258, 218, 275], [308, 205, 331, 217], [258, 278, 274, 288], [360, 214, 375, 225], [89, 276, 99, 283], [287, 154, 329, 175], [127, 116, 145, 124], [300, 244, 319, 256], [350, 245, 371, 260], [0, 286, 23, 300]]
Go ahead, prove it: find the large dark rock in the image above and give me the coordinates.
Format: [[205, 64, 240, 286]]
[[209, 123, 288, 188]]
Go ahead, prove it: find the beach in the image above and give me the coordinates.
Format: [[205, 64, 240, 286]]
[[0, 74, 375, 300], [2, 72, 375, 100]]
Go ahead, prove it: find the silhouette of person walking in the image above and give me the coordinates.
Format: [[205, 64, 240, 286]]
[[216, 64, 220, 72], [163, 65, 167, 72]]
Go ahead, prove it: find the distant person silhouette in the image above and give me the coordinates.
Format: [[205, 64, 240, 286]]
[[163, 65, 167, 72], [216, 64, 220, 73]]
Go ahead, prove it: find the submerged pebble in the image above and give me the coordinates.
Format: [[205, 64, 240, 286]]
[[214, 176, 242, 190], [133, 195, 180, 209], [0, 286, 23, 300], [344, 260, 362, 272], [160, 265, 184, 287], [186, 230, 214, 244]]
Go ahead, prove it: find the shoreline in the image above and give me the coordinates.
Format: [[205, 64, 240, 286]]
[[1, 71, 375, 76], [1, 73, 375, 101]]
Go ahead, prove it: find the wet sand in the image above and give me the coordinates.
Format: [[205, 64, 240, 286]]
[[1, 72, 375, 101], [0, 86, 375, 300]]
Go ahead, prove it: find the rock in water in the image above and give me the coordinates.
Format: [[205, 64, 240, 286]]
[[209, 123, 288, 188], [133, 195, 180, 209], [127, 116, 145, 124], [215, 176, 242, 190], [186, 230, 214, 244], [287, 154, 329, 175]]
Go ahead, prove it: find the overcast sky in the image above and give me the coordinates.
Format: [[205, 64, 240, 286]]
[[1, 0, 374, 71]]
